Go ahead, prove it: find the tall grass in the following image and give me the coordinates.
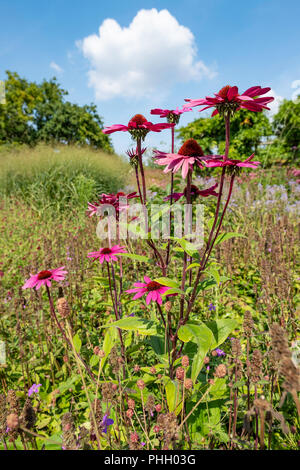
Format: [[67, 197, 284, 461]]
[[0, 144, 128, 215]]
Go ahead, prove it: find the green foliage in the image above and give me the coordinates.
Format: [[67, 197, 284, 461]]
[[272, 96, 300, 163], [177, 109, 272, 158], [0, 71, 112, 151], [0, 144, 127, 213]]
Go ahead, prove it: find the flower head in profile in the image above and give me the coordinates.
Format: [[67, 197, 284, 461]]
[[88, 245, 127, 264], [22, 267, 67, 290], [103, 114, 175, 140], [164, 183, 218, 202], [151, 106, 192, 124], [184, 85, 274, 117], [28, 383, 42, 397], [204, 153, 260, 171], [126, 276, 170, 305], [101, 414, 114, 434], [154, 138, 206, 179], [126, 146, 146, 168], [87, 191, 138, 218]]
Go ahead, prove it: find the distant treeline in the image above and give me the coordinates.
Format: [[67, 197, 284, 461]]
[[0, 71, 113, 152]]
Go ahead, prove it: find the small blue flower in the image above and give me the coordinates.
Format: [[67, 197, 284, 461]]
[[214, 348, 226, 357], [208, 303, 216, 311], [102, 414, 114, 434]]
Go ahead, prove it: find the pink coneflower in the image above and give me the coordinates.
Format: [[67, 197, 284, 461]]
[[150, 106, 192, 124], [164, 183, 218, 201], [102, 114, 175, 140], [204, 153, 260, 169], [126, 276, 170, 305], [87, 191, 138, 218], [154, 139, 207, 178], [184, 85, 274, 117], [22, 267, 67, 290], [87, 245, 127, 264]]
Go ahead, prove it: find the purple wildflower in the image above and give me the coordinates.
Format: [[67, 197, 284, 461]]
[[102, 414, 114, 434], [208, 303, 216, 311], [28, 383, 42, 397], [214, 348, 226, 357]]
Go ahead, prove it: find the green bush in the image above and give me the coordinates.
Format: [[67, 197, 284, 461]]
[[0, 144, 127, 214]]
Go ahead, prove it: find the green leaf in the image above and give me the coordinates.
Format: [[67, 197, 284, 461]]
[[161, 287, 185, 296], [165, 379, 182, 414], [206, 318, 238, 349], [102, 317, 157, 336], [89, 354, 99, 368], [73, 333, 82, 353], [154, 277, 179, 288], [118, 253, 149, 263], [214, 232, 246, 246]]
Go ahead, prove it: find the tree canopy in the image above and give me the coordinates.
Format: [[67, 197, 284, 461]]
[[0, 71, 113, 152]]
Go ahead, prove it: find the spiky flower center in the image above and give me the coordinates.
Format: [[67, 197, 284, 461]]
[[37, 270, 52, 280], [184, 185, 199, 198], [178, 139, 204, 157], [218, 85, 231, 99], [129, 114, 147, 127], [101, 248, 112, 254], [146, 281, 162, 292]]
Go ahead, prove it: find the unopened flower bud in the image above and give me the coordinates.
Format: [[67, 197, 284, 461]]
[[215, 364, 227, 378], [137, 379, 145, 390], [128, 399, 135, 409], [134, 365, 140, 373], [184, 378, 193, 390], [126, 409, 134, 419], [176, 367, 185, 381], [164, 301, 172, 312], [155, 404, 162, 412], [181, 355, 189, 368]]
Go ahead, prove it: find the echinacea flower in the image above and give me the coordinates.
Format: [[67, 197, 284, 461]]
[[151, 106, 192, 124], [88, 245, 127, 264], [184, 85, 274, 117], [102, 114, 175, 140], [87, 191, 138, 218], [204, 153, 260, 169], [22, 267, 67, 290], [28, 383, 42, 397], [101, 414, 114, 434], [126, 276, 170, 305], [126, 146, 146, 168], [154, 138, 207, 179], [164, 183, 218, 202]]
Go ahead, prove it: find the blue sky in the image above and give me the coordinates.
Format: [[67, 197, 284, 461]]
[[1, 0, 300, 154]]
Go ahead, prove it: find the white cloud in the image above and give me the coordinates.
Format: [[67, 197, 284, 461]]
[[291, 79, 300, 102], [266, 88, 283, 115], [77, 8, 216, 101], [50, 61, 63, 74]]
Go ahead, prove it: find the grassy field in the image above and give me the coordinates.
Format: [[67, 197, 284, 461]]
[[0, 146, 299, 450]]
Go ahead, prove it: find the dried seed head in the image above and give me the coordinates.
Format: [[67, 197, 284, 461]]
[[231, 338, 242, 358], [251, 350, 263, 383], [61, 412, 77, 450], [150, 366, 157, 374], [93, 346, 100, 356], [0, 394, 7, 438], [126, 409, 134, 419], [57, 297, 70, 318], [134, 365, 140, 373], [164, 301, 172, 313], [176, 367, 185, 381], [243, 311, 254, 337], [20, 398, 36, 429], [215, 364, 227, 378], [184, 378, 193, 390], [181, 355, 189, 368], [6, 413, 19, 430]]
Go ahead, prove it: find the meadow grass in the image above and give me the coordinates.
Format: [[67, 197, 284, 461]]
[[0, 144, 128, 215]]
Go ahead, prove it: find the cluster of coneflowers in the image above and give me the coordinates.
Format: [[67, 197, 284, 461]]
[[22, 85, 274, 392]]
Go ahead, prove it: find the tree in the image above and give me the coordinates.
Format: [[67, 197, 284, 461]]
[[272, 97, 300, 162], [176, 109, 272, 158], [0, 71, 113, 151]]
